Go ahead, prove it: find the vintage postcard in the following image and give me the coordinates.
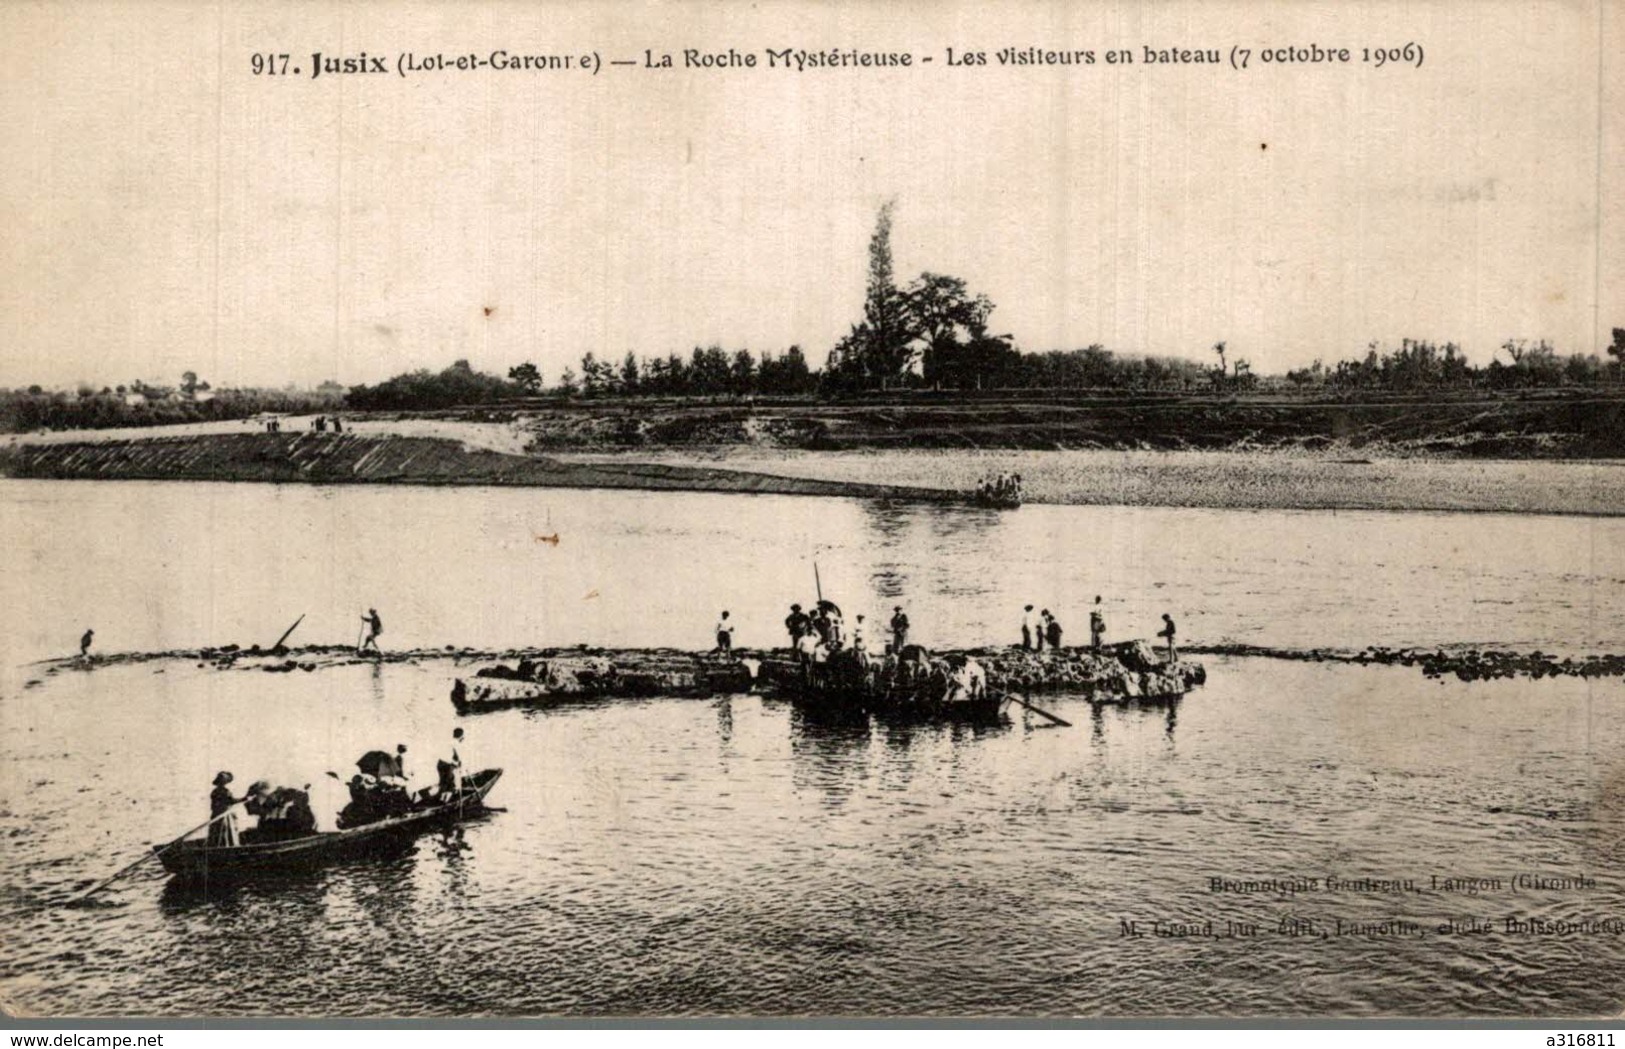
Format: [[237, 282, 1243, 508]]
[[1, 0, 1622, 1022]]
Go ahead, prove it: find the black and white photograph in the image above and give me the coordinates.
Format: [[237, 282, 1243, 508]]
[[1, 0, 1622, 1023]]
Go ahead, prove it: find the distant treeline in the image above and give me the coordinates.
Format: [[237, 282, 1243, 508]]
[[0, 381, 342, 434], [1284, 336, 1625, 391], [9, 331, 1625, 433]]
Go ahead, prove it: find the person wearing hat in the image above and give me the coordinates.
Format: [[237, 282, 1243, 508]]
[[889, 606, 909, 654], [207, 772, 244, 848], [784, 604, 810, 649], [1021, 605, 1036, 650]]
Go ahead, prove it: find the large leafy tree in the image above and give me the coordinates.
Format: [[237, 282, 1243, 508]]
[[507, 362, 543, 393]]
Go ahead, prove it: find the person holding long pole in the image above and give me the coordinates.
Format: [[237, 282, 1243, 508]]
[[208, 771, 246, 848]]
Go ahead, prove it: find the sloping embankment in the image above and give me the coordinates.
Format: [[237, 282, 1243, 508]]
[[0, 432, 958, 501]]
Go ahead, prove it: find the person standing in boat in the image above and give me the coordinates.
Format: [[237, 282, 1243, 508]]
[[359, 608, 383, 655], [1158, 614, 1178, 663], [794, 626, 820, 678], [784, 604, 810, 649], [853, 615, 871, 669], [890, 606, 909, 653], [208, 772, 244, 848], [438, 727, 468, 798], [1090, 596, 1106, 653]]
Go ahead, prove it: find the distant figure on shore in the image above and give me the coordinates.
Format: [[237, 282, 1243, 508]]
[[1090, 597, 1106, 653], [714, 611, 735, 659], [208, 771, 244, 848], [890, 606, 909, 653], [1021, 605, 1036, 650], [784, 604, 810, 648], [1045, 611, 1064, 650], [853, 615, 870, 668], [332, 417, 343, 434], [1158, 614, 1178, 663], [359, 608, 383, 655], [79, 628, 94, 659], [1037, 609, 1052, 652]]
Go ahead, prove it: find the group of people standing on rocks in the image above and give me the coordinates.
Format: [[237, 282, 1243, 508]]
[[1019, 598, 1178, 662], [1019, 596, 1105, 653], [714, 595, 1179, 665], [1020, 605, 1066, 652]]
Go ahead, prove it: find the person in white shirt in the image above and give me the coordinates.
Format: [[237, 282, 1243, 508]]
[[714, 610, 736, 660], [1021, 605, 1036, 650], [438, 727, 467, 799]]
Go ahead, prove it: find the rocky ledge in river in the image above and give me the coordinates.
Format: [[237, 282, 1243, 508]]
[[451, 640, 1206, 713]]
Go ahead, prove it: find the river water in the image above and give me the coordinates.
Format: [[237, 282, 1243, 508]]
[[2, 479, 1625, 1017]]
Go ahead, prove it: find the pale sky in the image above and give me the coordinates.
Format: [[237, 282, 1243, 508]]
[[1, 0, 1619, 389]]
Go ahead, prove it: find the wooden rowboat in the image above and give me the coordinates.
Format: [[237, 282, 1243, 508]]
[[153, 768, 503, 883]]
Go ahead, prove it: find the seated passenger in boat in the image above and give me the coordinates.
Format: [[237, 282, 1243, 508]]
[[939, 655, 988, 703], [243, 780, 318, 839], [339, 747, 418, 827]]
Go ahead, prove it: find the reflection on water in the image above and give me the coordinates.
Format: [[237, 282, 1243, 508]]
[[2, 657, 1625, 1016], [5, 479, 1625, 1017]]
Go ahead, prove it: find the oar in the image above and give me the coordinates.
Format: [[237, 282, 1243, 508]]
[[73, 807, 235, 902], [1006, 692, 1071, 727], [270, 613, 305, 652]]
